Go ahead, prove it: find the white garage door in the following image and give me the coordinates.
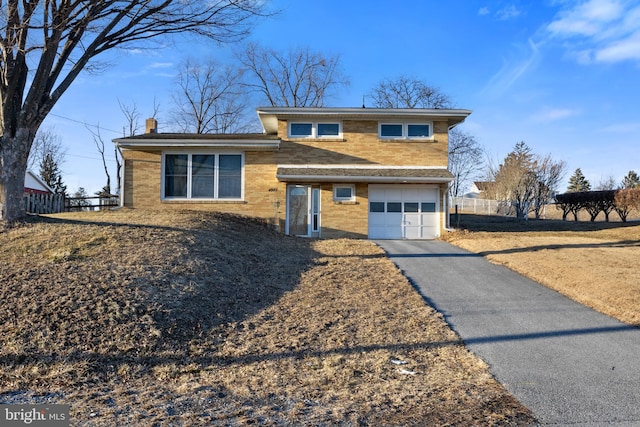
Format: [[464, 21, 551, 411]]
[[368, 185, 440, 239]]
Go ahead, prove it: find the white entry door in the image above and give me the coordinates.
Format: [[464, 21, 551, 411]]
[[368, 185, 439, 239]]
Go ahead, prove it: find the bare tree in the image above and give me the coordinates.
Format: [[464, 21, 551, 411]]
[[115, 99, 154, 194], [28, 126, 67, 195], [368, 75, 453, 109], [532, 154, 566, 219], [27, 127, 66, 172], [0, 1, 266, 221], [595, 175, 617, 191], [489, 142, 537, 219], [171, 58, 251, 133], [119, 100, 143, 137], [448, 129, 484, 197], [88, 100, 151, 197], [490, 142, 566, 219], [86, 124, 113, 196], [238, 42, 349, 107]]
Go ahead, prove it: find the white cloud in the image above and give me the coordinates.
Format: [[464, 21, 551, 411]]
[[600, 122, 640, 132], [531, 107, 580, 122], [496, 5, 522, 20], [478, 6, 490, 16], [125, 48, 145, 55], [481, 39, 541, 96], [595, 32, 640, 61], [547, 0, 624, 37], [149, 62, 174, 69], [546, 0, 640, 64]]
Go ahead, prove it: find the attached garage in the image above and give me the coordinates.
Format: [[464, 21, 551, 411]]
[[368, 184, 440, 239], [275, 166, 453, 239]]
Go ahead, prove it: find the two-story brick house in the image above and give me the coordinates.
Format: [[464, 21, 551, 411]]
[[114, 107, 471, 239]]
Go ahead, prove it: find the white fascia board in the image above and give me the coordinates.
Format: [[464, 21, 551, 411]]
[[277, 164, 449, 170], [276, 174, 454, 183], [114, 139, 280, 151], [257, 107, 472, 134]]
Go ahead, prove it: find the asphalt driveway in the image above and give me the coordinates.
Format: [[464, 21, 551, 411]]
[[376, 240, 640, 427]]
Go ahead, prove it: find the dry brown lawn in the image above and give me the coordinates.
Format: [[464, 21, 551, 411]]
[[0, 210, 534, 426], [444, 214, 640, 327]]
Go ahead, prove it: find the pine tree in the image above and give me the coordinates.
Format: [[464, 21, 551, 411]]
[[39, 152, 67, 196], [621, 170, 640, 189], [567, 168, 590, 192]]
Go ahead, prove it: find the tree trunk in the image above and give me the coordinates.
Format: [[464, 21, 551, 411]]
[[0, 129, 35, 221]]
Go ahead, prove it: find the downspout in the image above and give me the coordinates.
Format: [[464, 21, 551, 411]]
[[114, 142, 125, 208], [444, 123, 459, 231]]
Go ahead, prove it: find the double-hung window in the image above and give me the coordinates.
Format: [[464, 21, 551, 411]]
[[379, 122, 432, 140], [163, 153, 243, 200], [289, 122, 342, 138]]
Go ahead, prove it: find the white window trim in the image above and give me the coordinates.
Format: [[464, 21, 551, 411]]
[[288, 121, 343, 139], [333, 184, 356, 202], [161, 152, 244, 201], [378, 122, 433, 140]]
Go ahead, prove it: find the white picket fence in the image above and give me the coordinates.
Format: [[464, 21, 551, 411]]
[[24, 192, 65, 214]]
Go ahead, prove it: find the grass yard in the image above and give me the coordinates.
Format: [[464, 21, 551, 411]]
[[444, 214, 640, 327], [0, 210, 534, 426]]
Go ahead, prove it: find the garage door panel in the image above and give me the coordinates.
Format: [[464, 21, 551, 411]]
[[368, 184, 440, 240]]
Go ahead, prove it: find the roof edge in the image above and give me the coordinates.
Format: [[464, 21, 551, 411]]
[[257, 107, 472, 134]]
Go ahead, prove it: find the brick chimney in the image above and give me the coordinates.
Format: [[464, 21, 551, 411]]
[[145, 118, 157, 134]]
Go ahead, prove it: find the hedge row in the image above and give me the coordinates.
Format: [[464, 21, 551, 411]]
[[555, 189, 640, 222]]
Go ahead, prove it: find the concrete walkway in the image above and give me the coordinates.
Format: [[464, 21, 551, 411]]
[[376, 240, 640, 427]]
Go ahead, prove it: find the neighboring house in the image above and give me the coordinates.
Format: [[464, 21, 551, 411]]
[[466, 181, 493, 198], [24, 170, 54, 195], [114, 107, 471, 239]]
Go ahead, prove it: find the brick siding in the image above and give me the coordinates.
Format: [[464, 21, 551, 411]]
[[122, 117, 452, 238]]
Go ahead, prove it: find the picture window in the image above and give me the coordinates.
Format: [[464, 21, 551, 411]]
[[163, 153, 243, 200]]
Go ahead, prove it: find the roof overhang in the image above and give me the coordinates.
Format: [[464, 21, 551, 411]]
[[257, 107, 472, 134], [276, 165, 454, 184], [113, 134, 280, 151]]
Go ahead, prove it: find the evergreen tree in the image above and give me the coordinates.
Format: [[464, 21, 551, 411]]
[[39, 152, 68, 196], [567, 168, 590, 192], [71, 187, 91, 211], [621, 170, 640, 189]]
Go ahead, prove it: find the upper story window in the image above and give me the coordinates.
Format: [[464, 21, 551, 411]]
[[289, 122, 342, 139], [163, 153, 243, 200], [379, 122, 433, 140], [290, 123, 313, 137]]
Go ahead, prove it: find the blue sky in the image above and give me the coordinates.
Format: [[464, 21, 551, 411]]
[[43, 0, 640, 195]]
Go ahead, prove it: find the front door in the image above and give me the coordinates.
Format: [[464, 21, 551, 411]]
[[286, 185, 320, 237], [287, 185, 310, 236]]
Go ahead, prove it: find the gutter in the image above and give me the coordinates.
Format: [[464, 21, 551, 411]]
[[276, 174, 454, 183]]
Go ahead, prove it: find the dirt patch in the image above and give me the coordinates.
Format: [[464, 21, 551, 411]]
[[0, 210, 534, 425], [444, 214, 640, 326]]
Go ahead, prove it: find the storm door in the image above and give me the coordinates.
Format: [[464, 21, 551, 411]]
[[286, 185, 311, 236]]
